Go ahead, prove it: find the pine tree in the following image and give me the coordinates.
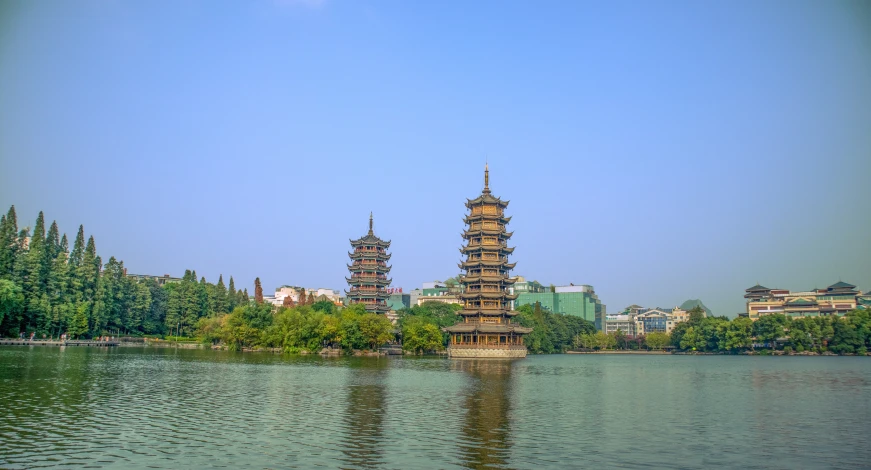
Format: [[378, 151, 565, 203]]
[[299, 288, 307, 306], [307, 292, 315, 305], [242, 288, 249, 303], [282, 296, 295, 308], [60, 234, 68, 254], [213, 274, 228, 314], [227, 276, 237, 312], [24, 212, 49, 333], [46, 221, 60, 261], [0, 206, 19, 278], [69, 226, 85, 269], [254, 278, 263, 304]]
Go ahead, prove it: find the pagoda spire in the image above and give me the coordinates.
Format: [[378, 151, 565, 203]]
[[483, 162, 490, 194], [369, 212, 374, 235]]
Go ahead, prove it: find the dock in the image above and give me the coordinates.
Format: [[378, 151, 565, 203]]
[[0, 339, 120, 347]]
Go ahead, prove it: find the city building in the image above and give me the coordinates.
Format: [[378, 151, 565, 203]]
[[744, 281, 864, 319], [512, 280, 605, 326], [126, 273, 182, 286], [387, 292, 411, 311], [444, 165, 531, 358], [345, 213, 392, 313], [634, 307, 690, 336], [604, 306, 692, 337], [274, 286, 342, 307]]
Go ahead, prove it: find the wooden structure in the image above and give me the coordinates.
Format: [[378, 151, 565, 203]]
[[444, 165, 532, 358], [345, 213, 392, 313]]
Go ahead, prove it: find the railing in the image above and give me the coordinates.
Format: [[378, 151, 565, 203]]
[[450, 344, 526, 350]]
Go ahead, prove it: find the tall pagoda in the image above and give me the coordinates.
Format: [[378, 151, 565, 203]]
[[444, 165, 532, 358], [345, 213, 392, 314]]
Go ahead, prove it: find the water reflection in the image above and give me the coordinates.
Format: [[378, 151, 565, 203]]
[[340, 359, 389, 469], [454, 359, 516, 470]]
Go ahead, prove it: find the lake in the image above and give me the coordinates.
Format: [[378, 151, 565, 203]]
[[0, 346, 869, 469]]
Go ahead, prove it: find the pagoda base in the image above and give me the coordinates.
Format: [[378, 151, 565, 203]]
[[447, 346, 527, 358]]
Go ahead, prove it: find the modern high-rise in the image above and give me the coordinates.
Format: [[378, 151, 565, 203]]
[[511, 278, 605, 326], [444, 165, 532, 358]]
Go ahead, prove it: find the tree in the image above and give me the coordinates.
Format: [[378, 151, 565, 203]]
[[680, 326, 706, 351], [254, 278, 264, 304], [227, 276, 237, 312], [401, 316, 444, 354], [283, 296, 295, 308], [721, 317, 753, 351], [646, 332, 671, 350], [0, 207, 20, 278], [753, 314, 790, 348], [212, 274, 228, 314], [357, 313, 394, 350], [688, 305, 706, 324], [298, 288, 307, 306], [0, 279, 24, 331], [594, 331, 616, 350]]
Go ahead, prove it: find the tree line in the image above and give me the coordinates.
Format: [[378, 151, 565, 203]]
[[0, 206, 251, 338], [573, 305, 871, 355]]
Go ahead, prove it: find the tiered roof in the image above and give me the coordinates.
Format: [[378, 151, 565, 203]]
[[444, 165, 531, 335], [345, 213, 392, 314]]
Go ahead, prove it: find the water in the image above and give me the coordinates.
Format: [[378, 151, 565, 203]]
[[1, 347, 869, 469]]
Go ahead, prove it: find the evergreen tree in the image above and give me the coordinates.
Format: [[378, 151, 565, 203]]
[[47, 249, 72, 336], [242, 288, 249, 303], [307, 292, 315, 305], [128, 280, 151, 334], [46, 221, 60, 261], [227, 276, 237, 312], [0, 206, 18, 278], [144, 279, 167, 334], [69, 225, 85, 269], [299, 288, 307, 306], [212, 274, 227, 314], [254, 278, 263, 304], [60, 234, 68, 254], [282, 296, 295, 308]]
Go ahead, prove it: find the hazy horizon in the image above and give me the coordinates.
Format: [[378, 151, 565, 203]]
[[2, 0, 870, 317]]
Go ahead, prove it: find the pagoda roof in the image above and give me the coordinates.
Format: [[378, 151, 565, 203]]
[[458, 260, 516, 269], [746, 284, 770, 291], [348, 251, 391, 260], [350, 213, 391, 247], [786, 297, 817, 306], [443, 323, 531, 334], [460, 245, 515, 254], [464, 214, 512, 224], [827, 281, 856, 290], [465, 193, 509, 208], [460, 292, 518, 300]]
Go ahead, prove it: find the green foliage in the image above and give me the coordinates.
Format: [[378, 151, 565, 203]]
[[517, 302, 596, 353], [401, 316, 444, 354], [0, 206, 241, 339], [645, 332, 671, 350]]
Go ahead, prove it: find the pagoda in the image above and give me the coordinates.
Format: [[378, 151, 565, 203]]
[[444, 165, 532, 358], [345, 213, 392, 314]]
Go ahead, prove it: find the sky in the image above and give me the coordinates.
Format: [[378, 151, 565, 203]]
[[1, 0, 870, 317]]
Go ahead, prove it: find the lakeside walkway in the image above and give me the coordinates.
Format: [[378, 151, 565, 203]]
[[0, 339, 119, 347]]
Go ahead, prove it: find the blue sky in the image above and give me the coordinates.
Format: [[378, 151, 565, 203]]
[[1, 0, 869, 316]]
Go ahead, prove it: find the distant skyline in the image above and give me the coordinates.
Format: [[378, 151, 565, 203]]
[[1, 0, 870, 317]]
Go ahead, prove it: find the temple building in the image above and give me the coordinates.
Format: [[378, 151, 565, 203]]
[[345, 213, 392, 314], [743, 281, 864, 319], [444, 165, 532, 358]]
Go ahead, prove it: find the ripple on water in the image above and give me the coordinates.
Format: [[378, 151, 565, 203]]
[[1, 348, 870, 469]]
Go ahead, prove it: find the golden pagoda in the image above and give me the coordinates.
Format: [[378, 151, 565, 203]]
[[444, 165, 532, 358]]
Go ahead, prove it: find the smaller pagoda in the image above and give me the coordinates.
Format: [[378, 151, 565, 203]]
[[345, 213, 392, 314]]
